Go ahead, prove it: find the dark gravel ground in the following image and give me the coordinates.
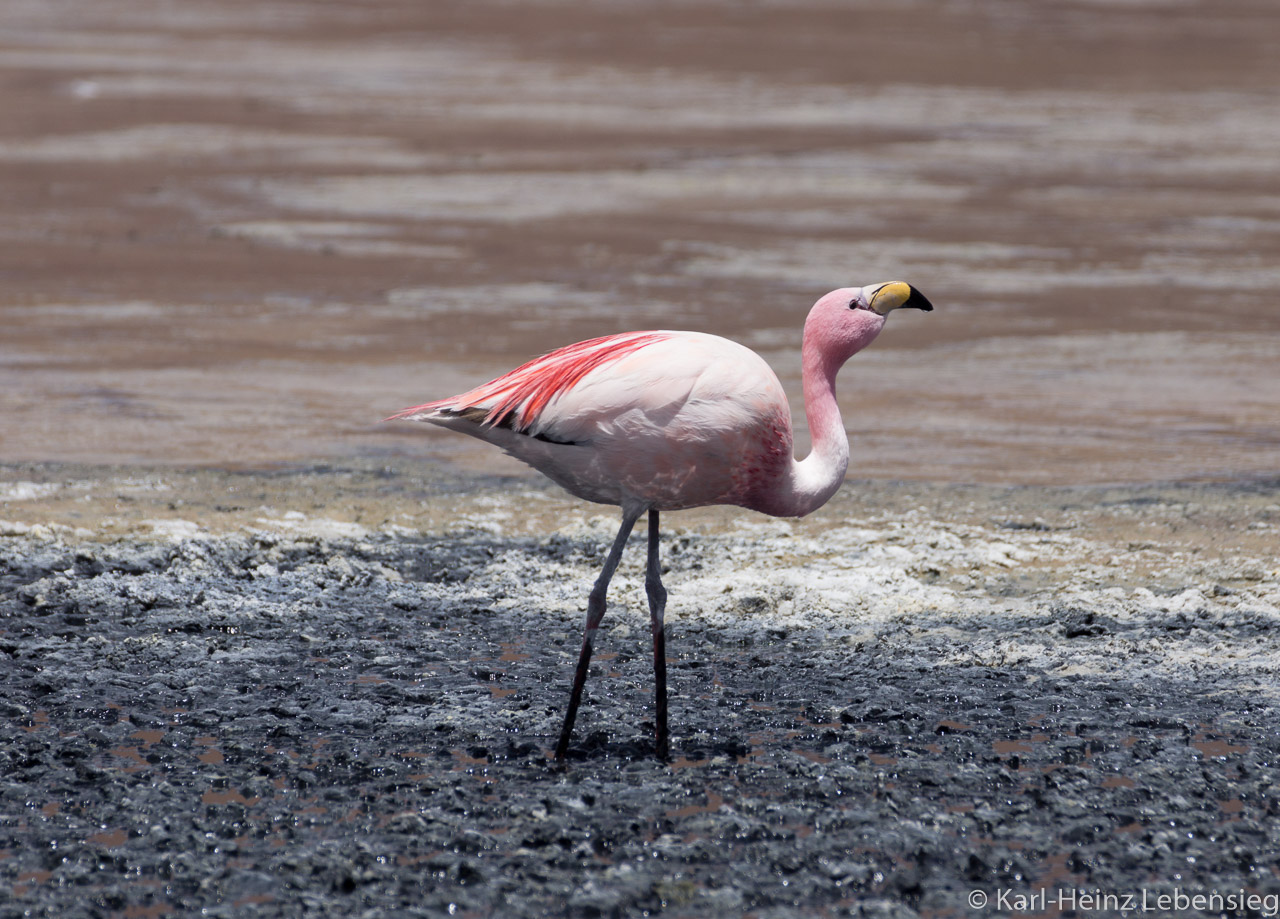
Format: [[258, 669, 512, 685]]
[[2, 466, 1280, 918]]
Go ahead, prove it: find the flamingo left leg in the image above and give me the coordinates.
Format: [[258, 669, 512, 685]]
[[554, 507, 641, 761]]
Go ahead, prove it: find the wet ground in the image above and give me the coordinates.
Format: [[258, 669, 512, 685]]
[[2, 0, 1279, 482], [3, 463, 1280, 917]]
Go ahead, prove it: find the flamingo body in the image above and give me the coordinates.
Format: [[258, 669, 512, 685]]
[[390, 282, 932, 760], [393, 331, 793, 513]]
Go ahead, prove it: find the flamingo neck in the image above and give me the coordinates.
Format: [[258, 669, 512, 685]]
[[777, 339, 851, 517]]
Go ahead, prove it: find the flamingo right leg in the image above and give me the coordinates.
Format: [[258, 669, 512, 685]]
[[646, 509, 670, 761], [554, 507, 642, 761]]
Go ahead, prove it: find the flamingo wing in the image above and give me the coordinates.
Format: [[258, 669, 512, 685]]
[[388, 331, 672, 438]]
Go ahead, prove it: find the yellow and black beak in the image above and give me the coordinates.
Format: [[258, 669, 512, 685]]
[[869, 282, 934, 315]]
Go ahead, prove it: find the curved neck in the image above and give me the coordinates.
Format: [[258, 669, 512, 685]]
[[768, 338, 850, 518]]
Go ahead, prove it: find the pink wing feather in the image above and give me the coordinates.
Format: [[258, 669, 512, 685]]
[[389, 331, 672, 431]]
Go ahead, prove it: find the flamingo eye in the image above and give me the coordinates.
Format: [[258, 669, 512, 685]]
[[848, 298, 863, 310]]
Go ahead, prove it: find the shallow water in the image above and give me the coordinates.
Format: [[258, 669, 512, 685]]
[[1, 0, 1278, 483]]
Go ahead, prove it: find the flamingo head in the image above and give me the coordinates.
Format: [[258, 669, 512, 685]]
[[804, 282, 933, 368]]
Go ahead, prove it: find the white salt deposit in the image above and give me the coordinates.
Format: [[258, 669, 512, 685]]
[[0, 482, 61, 501]]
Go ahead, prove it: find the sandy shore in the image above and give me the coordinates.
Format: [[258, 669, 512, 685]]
[[3, 462, 1278, 916]]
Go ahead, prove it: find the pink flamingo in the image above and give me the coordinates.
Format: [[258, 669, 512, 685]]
[[390, 282, 932, 760]]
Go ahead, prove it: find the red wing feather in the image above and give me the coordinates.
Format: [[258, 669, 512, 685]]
[[389, 332, 670, 430]]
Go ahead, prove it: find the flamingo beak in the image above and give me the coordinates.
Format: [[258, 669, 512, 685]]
[[869, 282, 933, 315]]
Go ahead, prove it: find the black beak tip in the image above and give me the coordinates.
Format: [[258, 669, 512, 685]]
[[907, 287, 934, 312]]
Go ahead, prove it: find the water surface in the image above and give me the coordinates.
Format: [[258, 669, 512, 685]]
[[2, 0, 1277, 483]]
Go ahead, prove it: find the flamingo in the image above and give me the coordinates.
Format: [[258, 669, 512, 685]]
[[389, 282, 932, 760]]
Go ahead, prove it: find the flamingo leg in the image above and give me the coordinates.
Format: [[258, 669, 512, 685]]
[[554, 507, 641, 761], [646, 509, 670, 760]]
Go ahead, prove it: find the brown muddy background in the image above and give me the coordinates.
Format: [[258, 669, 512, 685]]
[[2, 0, 1278, 484]]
